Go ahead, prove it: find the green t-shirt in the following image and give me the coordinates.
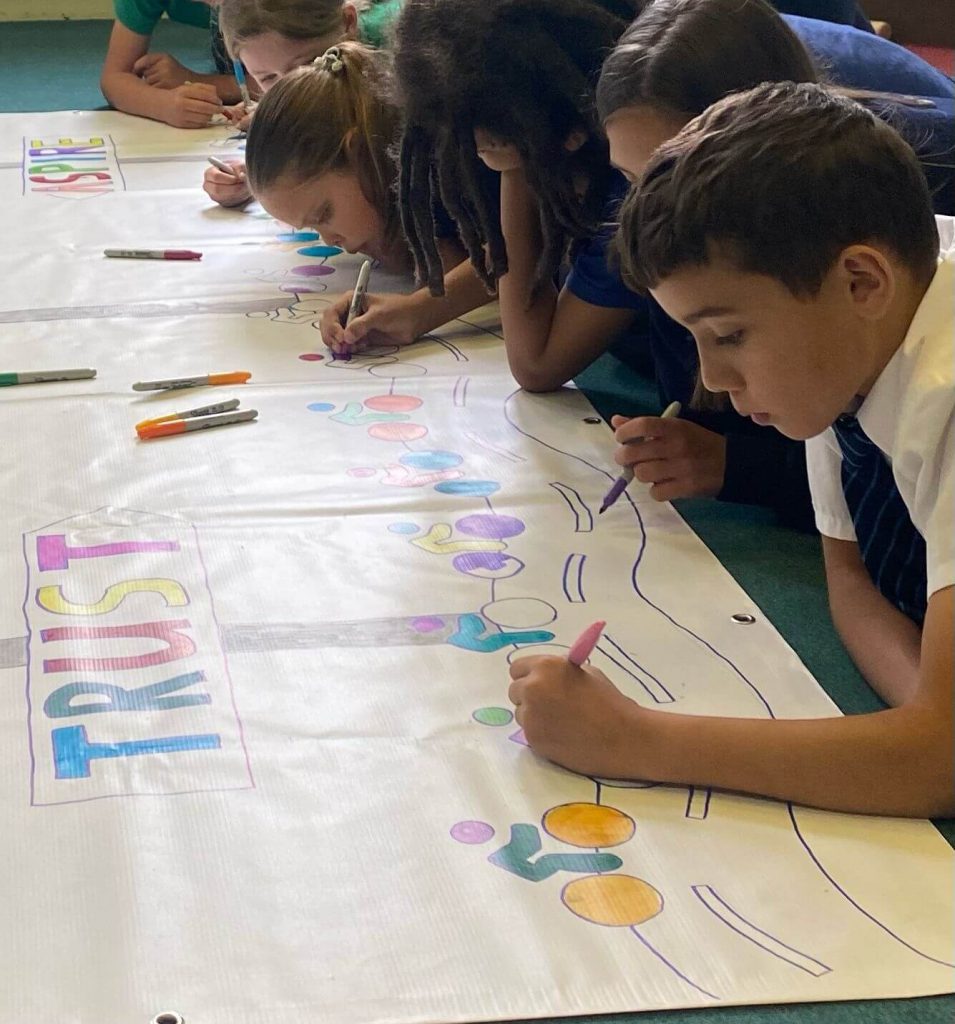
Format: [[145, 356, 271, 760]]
[[113, 0, 211, 37], [357, 0, 404, 48]]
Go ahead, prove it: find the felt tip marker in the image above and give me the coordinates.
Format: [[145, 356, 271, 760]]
[[132, 371, 251, 392], [104, 249, 202, 261], [0, 368, 96, 387], [232, 59, 252, 108], [567, 620, 606, 667], [208, 156, 242, 179], [136, 398, 241, 431], [599, 400, 682, 514], [138, 408, 257, 440], [346, 260, 373, 328]]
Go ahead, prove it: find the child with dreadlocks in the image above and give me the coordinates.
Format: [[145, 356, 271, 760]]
[[203, 0, 405, 208], [244, 41, 492, 351]]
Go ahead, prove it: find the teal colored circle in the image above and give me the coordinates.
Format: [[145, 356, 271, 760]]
[[297, 244, 343, 257], [400, 450, 463, 471], [307, 402, 335, 412], [277, 230, 319, 242], [434, 480, 500, 496], [388, 522, 420, 535]]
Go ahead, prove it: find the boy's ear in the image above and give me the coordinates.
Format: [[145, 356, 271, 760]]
[[342, 3, 359, 38], [839, 245, 896, 319]]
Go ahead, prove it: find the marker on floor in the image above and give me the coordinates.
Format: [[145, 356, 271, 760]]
[[138, 408, 257, 440], [599, 400, 682, 515], [0, 368, 96, 387], [104, 249, 202, 261], [567, 620, 606, 666], [136, 398, 241, 431], [132, 371, 251, 392]]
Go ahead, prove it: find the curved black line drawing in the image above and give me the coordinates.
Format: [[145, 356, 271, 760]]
[[549, 482, 594, 533]]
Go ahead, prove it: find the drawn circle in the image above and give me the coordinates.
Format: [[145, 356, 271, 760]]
[[561, 874, 663, 927], [400, 450, 462, 471], [472, 706, 513, 727], [732, 613, 757, 625], [276, 230, 319, 242], [347, 467, 377, 478], [291, 264, 336, 277], [369, 362, 427, 379], [481, 598, 557, 629], [307, 401, 335, 412], [388, 522, 420, 535], [411, 616, 445, 633], [297, 244, 342, 257], [299, 353, 325, 362], [365, 395, 423, 413], [368, 422, 428, 442], [434, 480, 500, 497], [450, 820, 495, 845], [281, 284, 326, 293], [452, 552, 524, 578], [542, 803, 635, 848], [455, 513, 525, 539], [151, 1014, 185, 1024], [505, 643, 569, 664], [583, 416, 603, 424]]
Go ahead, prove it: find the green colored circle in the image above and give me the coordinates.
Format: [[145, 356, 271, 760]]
[[472, 707, 514, 727]]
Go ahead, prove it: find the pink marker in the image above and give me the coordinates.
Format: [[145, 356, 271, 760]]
[[567, 620, 606, 666]]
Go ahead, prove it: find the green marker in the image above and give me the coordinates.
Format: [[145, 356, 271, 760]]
[[0, 369, 96, 387]]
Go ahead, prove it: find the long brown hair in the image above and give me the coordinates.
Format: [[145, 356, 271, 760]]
[[245, 41, 403, 252], [219, 0, 369, 58]]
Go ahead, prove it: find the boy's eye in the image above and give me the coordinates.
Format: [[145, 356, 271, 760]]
[[260, 74, 277, 85], [715, 330, 744, 346]]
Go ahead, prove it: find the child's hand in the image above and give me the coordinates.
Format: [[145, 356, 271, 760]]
[[508, 655, 647, 778], [223, 103, 255, 131], [320, 292, 425, 357], [475, 141, 524, 173], [167, 83, 224, 129], [202, 161, 252, 207], [133, 52, 191, 90], [611, 414, 727, 501]]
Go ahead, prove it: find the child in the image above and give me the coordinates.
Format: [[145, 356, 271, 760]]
[[593, 0, 953, 514], [244, 42, 491, 351], [392, 0, 821, 526], [101, 0, 240, 128], [204, 0, 404, 208], [510, 82, 954, 819]]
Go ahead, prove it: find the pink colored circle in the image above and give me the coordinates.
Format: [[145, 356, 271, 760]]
[[291, 264, 336, 277], [299, 352, 324, 362], [412, 616, 445, 633], [347, 467, 377, 478], [364, 394, 423, 413], [450, 820, 495, 845], [367, 422, 428, 442]]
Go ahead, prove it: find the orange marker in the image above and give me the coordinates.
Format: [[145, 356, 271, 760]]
[[138, 409, 257, 439], [132, 371, 251, 392], [136, 398, 241, 431]]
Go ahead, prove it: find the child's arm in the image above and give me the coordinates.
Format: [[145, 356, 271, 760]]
[[134, 52, 240, 102], [823, 536, 922, 705], [202, 161, 252, 208], [101, 21, 224, 127], [508, 585, 954, 818], [319, 255, 493, 356], [497, 166, 639, 392]]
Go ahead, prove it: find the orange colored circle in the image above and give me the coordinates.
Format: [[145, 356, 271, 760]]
[[367, 422, 428, 442], [542, 803, 635, 848], [561, 874, 663, 927], [364, 395, 423, 413]]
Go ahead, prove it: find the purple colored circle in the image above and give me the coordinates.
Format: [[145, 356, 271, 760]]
[[291, 264, 336, 277], [276, 230, 319, 242], [452, 552, 525, 578], [434, 480, 500, 497], [450, 820, 495, 845], [455, 513, 525, 539], [412, 616, 445, 633], [307, 402, 335, 412], [299, 353, 325, 362], [297, 244, 343, 257]]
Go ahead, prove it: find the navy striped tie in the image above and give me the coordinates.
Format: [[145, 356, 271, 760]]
[[832, 415, 927, 624]]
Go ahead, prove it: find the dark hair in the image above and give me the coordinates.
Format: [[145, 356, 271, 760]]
[[245, 42, 403, 251], [596, 0, 817, 124], [393, 0, 642, 297], [619, 81, 940, 295]]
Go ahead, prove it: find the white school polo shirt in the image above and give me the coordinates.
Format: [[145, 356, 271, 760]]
[[806, 215, 955, 601]]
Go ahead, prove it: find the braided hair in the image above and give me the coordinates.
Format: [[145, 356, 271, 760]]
[[393, 0, 642, 297]]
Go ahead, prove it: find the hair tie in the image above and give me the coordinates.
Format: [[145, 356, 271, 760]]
[[315, 46, 345, 74]]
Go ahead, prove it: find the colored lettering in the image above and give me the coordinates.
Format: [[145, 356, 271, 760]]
[[29, 147, 106, 156], [29, 163, 109, 174], [36, 578, 189, 616], [51, 725, 220, 780], [41, 619, 196, 673], [36, 534, 179, 571], [43, 670, 211, 718], [29, 172, 112, 185]]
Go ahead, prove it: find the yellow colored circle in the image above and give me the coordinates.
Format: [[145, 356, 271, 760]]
[[542, 802, 635, 848], [562, 874, 663, 927]]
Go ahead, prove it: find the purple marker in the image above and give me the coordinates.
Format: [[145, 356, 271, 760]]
[[599, 400, 681, 514]]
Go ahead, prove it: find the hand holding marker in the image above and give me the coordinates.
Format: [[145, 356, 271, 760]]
[[567, 620, 606, 666], [346, 260, 373, 327], [599, 401, 682, 514]]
